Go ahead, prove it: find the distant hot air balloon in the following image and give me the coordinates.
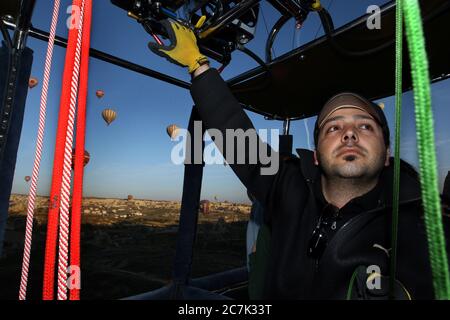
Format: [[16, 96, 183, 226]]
[[96, 90, 105, 98], [29, 77, 38, 89], [24, 176, 31, 183], [71, 149, 90, 169], [127, 195, 134, 201], [166, 124, 180, 139], [102, 109, 117, 126], [378, 102, 385, 110], [199, 200, 210, 215]]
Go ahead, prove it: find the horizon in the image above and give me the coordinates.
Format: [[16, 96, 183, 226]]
[[9, 193, 252, 205]]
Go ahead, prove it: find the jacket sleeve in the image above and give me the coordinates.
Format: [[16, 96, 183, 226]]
[[190, 68, 302, 211]]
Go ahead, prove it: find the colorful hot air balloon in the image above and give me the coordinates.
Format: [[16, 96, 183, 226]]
[[166, 124, 180, 139], [96, 90, 104, 98], [29, 77, 38, 89], [102, 109, 117, 126], [24, 176, 31, 183], [71, 149, 90, 169]]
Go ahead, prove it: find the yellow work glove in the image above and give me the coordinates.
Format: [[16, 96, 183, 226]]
[[148, 19, 209, 74]]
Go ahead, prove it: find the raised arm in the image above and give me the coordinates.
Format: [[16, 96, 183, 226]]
[[190, 66, 279, 205], [148, 19, 302, 208]]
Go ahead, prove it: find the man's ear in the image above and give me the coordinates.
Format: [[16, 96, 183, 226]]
[[313, 150, 319, 166], [385, 147, 391, 166]]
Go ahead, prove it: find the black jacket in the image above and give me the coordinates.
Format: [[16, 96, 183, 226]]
[[191, 68, 450, 299]]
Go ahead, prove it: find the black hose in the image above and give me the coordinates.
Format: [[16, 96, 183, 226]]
[[0, 19, 12, 49], [318, 8, 394, 58], [266, 15, 290, 63]]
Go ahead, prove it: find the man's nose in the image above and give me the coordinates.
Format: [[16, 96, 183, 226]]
[[341, 126, 359, 144]]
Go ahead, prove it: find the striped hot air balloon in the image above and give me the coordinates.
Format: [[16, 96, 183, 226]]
[[102, 109, 117, 126]]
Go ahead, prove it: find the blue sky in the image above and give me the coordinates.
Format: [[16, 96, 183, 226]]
[[8, 0, 450, 203]]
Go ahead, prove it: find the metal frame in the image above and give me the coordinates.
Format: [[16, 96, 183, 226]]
[[198, 0, 261, 39], [227, 1, 398, 89], [2, 20, 191, 90], [0, 0, 35, 167], [0, 0, 36, 258], [2, 18, 302, 121]]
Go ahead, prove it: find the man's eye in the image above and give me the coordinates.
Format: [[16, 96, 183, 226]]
[[360, 124, 373, 130], [327, 126, 339, 133]]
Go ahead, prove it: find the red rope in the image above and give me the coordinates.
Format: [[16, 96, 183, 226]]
[[56, 0, 86, 300], [19, 0, 61, 300], [43, 0, 83, 300], [70, 0, 92, 301]]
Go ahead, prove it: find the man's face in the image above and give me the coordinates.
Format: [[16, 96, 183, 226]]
[[314, 107, 390, 180]]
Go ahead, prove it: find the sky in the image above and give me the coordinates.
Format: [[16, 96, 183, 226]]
[[7, 0, 450, 203]]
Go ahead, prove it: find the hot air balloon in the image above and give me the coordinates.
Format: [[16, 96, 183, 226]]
[[378, 102, 385, 110], [127, 195, 134, 201], [96, 90, 105, 98], [28, 77, 38, 89], [71, 149, 90, 169], [102, 109, 117, 126], [24, 176, 31, 183], [199, 200, 210, 215], [166, 124, 180, 139]]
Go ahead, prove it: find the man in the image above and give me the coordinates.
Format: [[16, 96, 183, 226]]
[[149, 20, 449, 299]]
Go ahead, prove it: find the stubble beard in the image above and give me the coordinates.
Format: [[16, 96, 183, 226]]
[[317, 149, 385, 183]]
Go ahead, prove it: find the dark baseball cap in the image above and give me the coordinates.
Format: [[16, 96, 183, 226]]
[[313, 92, 390, 147]]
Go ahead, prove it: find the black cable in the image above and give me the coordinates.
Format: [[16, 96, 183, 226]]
[[260, 4, 276, 59], [0, 18, 12, 49], [266, 15, 290, 63], [313, 0, 334, 40], [318, 8, 393, 58]]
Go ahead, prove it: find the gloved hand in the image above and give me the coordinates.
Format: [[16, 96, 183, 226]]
[[148, 19, 209, 74]]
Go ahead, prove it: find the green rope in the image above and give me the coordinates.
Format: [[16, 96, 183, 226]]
[[346, 268, 359, 300], [389, 0, 403, 300], [403, 0, 450, 299]]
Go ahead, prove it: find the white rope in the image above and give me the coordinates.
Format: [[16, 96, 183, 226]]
[[19, 0, 61, 301]]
